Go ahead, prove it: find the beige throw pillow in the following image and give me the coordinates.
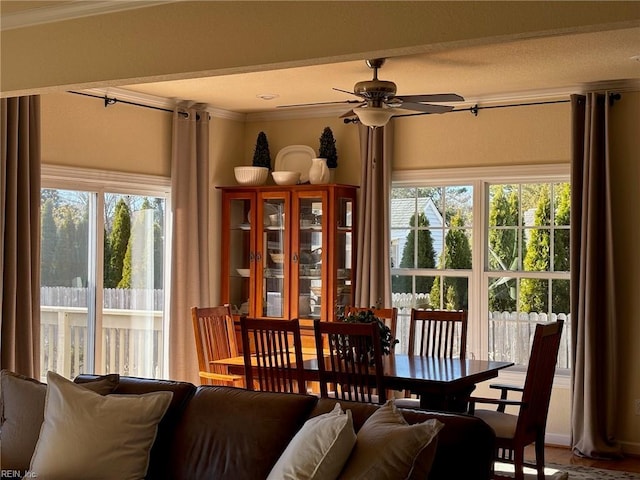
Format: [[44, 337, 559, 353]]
[[0, 369, 118, 472], [28, 371, 172, 480], [267, 402, 357, 480], [338, 400, 444, 480]]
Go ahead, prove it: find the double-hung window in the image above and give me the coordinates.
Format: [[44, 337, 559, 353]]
[[391, 165, 571, 370], [40, 166, 171, 380]]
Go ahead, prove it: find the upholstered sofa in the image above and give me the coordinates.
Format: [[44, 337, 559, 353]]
[[1, 371, 495, 479]]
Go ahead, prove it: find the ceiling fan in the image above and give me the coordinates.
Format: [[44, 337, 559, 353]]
[[280, 58, 465, 127]]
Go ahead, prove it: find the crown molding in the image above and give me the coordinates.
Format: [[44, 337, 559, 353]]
[[1, 1, 174, 31]]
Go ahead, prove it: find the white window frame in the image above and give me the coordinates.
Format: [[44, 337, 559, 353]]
[[41, 165, 172, 378], [392, 163, 570, 384]]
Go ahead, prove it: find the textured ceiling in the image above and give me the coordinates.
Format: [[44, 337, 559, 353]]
[[118, 27, 640, 114]]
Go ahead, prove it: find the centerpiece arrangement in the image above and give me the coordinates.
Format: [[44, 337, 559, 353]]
[[337, 307, 398, 364]]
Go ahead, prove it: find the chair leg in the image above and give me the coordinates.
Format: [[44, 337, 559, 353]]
[[535, 434, 546, 480], [513, 448, 525, 480]]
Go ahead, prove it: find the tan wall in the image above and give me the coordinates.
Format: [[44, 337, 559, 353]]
[[41, 92, 172, 176], [393, 102, 571, 169], [39, 90, 640, 452]]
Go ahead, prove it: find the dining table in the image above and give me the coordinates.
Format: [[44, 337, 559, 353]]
[[212, 349, 513, 413]]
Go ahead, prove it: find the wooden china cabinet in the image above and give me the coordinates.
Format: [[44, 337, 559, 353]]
[[218, 184, 357, 343]]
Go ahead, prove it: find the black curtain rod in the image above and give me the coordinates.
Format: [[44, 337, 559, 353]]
[[69, 89, 620, 122], [393, 98, 571, 120], [391, 93, 621, 120], [68, 90, 191, 117]]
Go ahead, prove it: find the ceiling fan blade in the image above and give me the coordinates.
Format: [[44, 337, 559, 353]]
[[397, 102, 455, 114], [339, 109, 357, 118], [395, 93, 464, 103], [333, 87, 365, 98], [277, 99, 361, 108]]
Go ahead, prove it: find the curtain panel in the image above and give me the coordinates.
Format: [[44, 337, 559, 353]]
[[0, 96, 41, 378], [354, 123, 393, 308], [169, 106, 211, 383], [570, 93, 621, 458]]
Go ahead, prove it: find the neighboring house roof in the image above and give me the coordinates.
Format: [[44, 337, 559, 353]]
[[390, 197, 444, 266], [391, 197, 443, 229]]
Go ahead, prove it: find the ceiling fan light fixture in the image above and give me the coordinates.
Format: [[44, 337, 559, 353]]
[[354, 106, 394, 128]]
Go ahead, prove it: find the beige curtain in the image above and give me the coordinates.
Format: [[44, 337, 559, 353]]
[[570, 93, 621, 458], [354, 123, 393, 308], [0, 96, 41, 377], [169, 105, 211, 383]]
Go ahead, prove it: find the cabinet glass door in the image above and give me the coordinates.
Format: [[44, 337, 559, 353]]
[[335, 194, 354, 316], [297, 195, 324, 320], [260, 194, 288, 318], [227, 195, 253, 316]]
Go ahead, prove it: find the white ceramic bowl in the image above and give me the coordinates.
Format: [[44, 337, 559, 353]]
[[272, 171, 301, 185], [236, 268, 250, 277], [234, 166, 269, 186]]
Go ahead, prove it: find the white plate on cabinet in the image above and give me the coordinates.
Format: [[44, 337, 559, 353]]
[[274, 145, 316, 183]]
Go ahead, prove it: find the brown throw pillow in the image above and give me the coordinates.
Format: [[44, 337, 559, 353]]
[[0, 369, 119, 472], [338, 400, 443, 480]]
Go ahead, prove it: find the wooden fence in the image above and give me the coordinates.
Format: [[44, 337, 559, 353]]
[[40, 307, 163, 381]]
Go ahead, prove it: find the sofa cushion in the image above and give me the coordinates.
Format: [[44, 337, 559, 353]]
[[338, 400, 443, 480], [311, 398, 495, 480], [74, 374, 196, 480], [169, 386, 318, 480], [267, 402, 356, 480], [29, 371, 172, 480], [0, 369, 118, 473]]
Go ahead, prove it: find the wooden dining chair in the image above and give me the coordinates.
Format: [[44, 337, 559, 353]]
[[407, 308, 468, 358], [313, 319, 386, 404], [343, 306, 398, 340], [191, 305, 244, 387], [240, 317, 306, 394], [468, 320, 564, 480], [396, 308, 468, 408]]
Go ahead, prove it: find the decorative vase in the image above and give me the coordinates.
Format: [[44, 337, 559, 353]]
[[309, 158, 330, 184]]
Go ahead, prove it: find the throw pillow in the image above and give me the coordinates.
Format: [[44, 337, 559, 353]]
[[0, 369, 119, 472], [338, 400, 444, 480], [267, 402, 357, 480], [28, 371, 172, 480]]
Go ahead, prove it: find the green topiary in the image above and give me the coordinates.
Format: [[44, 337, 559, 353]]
[[252, 131, 271, 169], [318, 127, 338, 168]]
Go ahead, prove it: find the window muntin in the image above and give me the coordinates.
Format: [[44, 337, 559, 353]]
[[391, 167, 570, 369], [390, 185, 473, 353], [486, 181, 571, 368]]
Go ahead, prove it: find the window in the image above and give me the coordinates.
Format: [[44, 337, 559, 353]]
[[391, 165, 570, 369], [40, 166, 170, 380]]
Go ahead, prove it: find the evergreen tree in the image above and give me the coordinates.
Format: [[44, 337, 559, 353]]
[[553, 183, 571, 313], [153, 198, 164, 289], [429, 212, 472, 309], [392, 212, 436, 294], [55, 209, 79, 286], [120, 199, 154, 289], [520, 185, 551, 312], [107, 199, 131, 288], [41, 199, 58, 286], [487, 186, 519, 311]]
